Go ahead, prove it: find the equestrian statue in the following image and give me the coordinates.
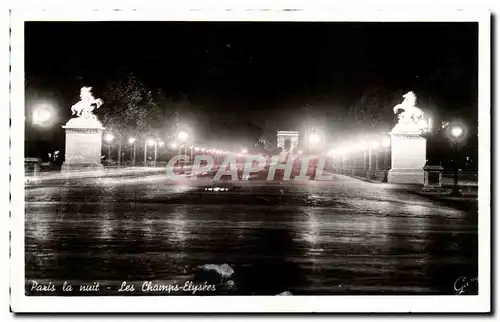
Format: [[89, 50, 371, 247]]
[[392, 91, 428, 131], [70, 86, 104, 121]]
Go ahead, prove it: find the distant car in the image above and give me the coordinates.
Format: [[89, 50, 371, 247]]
[[101, 156, 117, 166]]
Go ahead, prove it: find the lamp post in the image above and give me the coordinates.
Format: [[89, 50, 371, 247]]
[[104, 132, 115, 161], [449, 125, 466, 196], [329, 149, 337, 171], [154, 141, 158, 166], [367, 140, 380, 179], [177, 130, 189, 168], [30, 104, 56, 161], [128, 137, 137, 166], [146, 137, 156, 166], [158, 141, 164, 164], [309, 132, 321, 156], [354, 142, 366, 176], [32, 104, 55, 127], [381, 136, 391, 182]]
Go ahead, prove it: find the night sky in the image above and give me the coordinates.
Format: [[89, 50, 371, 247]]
[[25, 21, 478, 147]]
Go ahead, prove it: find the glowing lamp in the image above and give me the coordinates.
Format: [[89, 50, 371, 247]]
[[177, 130, 189, 142], [32, 104, 54, 126], [309, 133, 321, 145], [451, 126, 463, 138], [104, 133, 115, 143]]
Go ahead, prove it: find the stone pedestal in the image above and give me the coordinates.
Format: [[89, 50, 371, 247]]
[[387, 125, 426, 185], [61, 117, 105, 172], [423, 164, 444, 188], [366, 169, 376, 180]]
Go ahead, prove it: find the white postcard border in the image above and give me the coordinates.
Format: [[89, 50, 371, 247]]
[[10, 8, 491, 313]]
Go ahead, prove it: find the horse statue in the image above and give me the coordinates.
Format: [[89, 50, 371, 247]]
[[393, 91, 427, 130], [70, 86, 104, 120]]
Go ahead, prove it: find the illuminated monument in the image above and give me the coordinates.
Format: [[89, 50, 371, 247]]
[[62, 87, 105, 171], [387, 91, 428, 184], [277, 131, 299, 152]]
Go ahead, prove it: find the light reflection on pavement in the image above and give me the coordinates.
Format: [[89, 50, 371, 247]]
[[25, 172, 478, 295]]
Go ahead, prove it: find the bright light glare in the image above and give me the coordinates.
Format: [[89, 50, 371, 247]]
[[382, 137, 391, 148], [147, 139, 156, 146], [354, 142, 366, 151], [370, 140, 380, 149], [178, 130, 189, 142], [104, 133, 115, 142], [171, 142, 178, 149], [194, 147, 200, 152], [241, 149, 248, 154], [328, 149, 337, 156], [336, 147, 347, 155], [451, 126, 463, 138], [32, 104, 53, 126], [159, 141, 165, 147], [128, 137, 136, 144], [297, 150, 303, 155], [309, 133, 321, 145]]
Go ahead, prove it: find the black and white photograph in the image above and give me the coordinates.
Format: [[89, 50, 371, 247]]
[[9, 8, 491, 313]]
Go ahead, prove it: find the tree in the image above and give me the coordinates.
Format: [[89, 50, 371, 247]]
[[99, 73, 161, 166], [347, 86, 400, 135]]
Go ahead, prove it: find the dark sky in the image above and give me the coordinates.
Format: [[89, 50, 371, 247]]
[[25, 21, 478, 144]]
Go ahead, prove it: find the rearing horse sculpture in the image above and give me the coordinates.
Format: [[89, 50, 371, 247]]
[[70, 86, 103, 120], [393, 91, 426, 127]]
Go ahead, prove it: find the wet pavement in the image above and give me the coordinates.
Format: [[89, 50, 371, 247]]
[[25, 172, 478, 295]]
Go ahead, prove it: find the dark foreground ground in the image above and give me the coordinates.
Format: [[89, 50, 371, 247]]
[[24, 172, 478, 295]]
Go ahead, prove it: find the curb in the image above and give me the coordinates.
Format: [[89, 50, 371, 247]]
[[25, 168, 167, 184], [409, 190, 478, 210]]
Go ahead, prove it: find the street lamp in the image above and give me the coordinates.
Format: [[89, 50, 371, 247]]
[[176, 130, 190, 167], [381, 136, 391, 182], [178, 130, 189, 142], [352, 141, 368, 176], [367, 140, 380, 179], [32, 104, 54, 127], [309, 132, 321, 146], [104, 132, 115, 160], [447, 123, 467, 196], [104, 133, 115, 143], [128, 137, 137, 166], [451, 126, 464, 138]]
